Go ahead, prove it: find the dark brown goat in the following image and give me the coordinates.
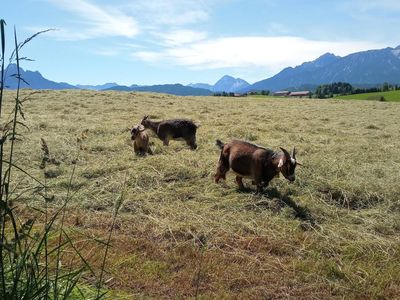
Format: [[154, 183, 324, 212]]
[[131, 125, 152, 155], [141, 116, 198, 149], [214, 139, 301, 192]]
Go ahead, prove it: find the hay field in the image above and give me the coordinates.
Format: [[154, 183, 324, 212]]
[[4, 89, 400, 299]]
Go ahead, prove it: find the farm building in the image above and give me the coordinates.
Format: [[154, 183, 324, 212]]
[[289, 91, 310, 97], [273, 91, 290, 96]]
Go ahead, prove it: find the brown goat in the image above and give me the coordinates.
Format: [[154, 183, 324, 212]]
[[130, 124, 152, 155], [214, 139, 301, 193], [141, 116, 198, 149]]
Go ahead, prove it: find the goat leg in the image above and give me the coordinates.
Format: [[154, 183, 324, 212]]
[[254, 177, 264, 194], [133, 142, 140, 154], [235, 176, 245, 190], [214, 159, 229, 183], [186, 136, 197, 150]]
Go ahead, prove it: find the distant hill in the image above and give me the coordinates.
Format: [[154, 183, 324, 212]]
[[188, 75, 250, 93], [187, 82, 214, 91], [76, 82, 118, 90], [103, 85, 133, 91], [4, 64, 77, 90], [2, 64, 210, 95], [103, 84, 213, 96], [246, 46, 400, 92]]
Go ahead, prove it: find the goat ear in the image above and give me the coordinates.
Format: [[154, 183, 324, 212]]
[[278, 158, 284, 168], [292, 147, 296, 160], [296, 162, 304, 167], [143, 115, 149, 120], [280, 147, 291, 159]]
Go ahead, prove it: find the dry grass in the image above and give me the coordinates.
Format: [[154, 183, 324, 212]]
[[3, 89, 400, 299]]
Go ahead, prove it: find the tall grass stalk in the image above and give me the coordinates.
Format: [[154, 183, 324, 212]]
[[0, 18, 7, 295], [0, 21, 120, 299], [0, 24, 25, 299], [0, 23, 47, 300], [40, 138, 50, 299], [0, 19, 5, 117]]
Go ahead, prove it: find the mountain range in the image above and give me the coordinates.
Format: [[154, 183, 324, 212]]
[[3, 64, 77, 90], [103, 75, 249, 95], [75, 83, 118, 90], [188, 75, 250, 92], [3, 45, 400, 95], [246, 45, 400, 92]]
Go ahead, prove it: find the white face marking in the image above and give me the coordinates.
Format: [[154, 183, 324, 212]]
[[278, 158, 284, 168], [291, 158, 296, 164]]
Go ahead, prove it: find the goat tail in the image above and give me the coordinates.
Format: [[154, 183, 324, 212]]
[[215, 139, 225, 150]]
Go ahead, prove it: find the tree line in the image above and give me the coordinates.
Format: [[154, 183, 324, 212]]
[[315, 82, 400, 98], [212, 82, 399, 99]]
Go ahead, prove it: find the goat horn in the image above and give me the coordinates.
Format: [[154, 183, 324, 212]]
[[292, 147, 296, 159], [280, 147, 290, 158]]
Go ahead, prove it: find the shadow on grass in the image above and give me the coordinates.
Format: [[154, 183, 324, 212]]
[[242, 187, 317, 228]]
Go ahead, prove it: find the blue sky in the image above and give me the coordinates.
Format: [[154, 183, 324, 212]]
[[2, 0, 400, 85]]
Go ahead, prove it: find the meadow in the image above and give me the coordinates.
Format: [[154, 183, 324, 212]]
[[336, 89, 400, 102], [3, 89, 400, 299]]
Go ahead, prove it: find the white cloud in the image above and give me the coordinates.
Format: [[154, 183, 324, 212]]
[[134, 51, 163, 62], [47, 0, 139, 40], [132, 36, 385, 73], [125, 0, 211, 26], [154, 30, 208, 46]]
